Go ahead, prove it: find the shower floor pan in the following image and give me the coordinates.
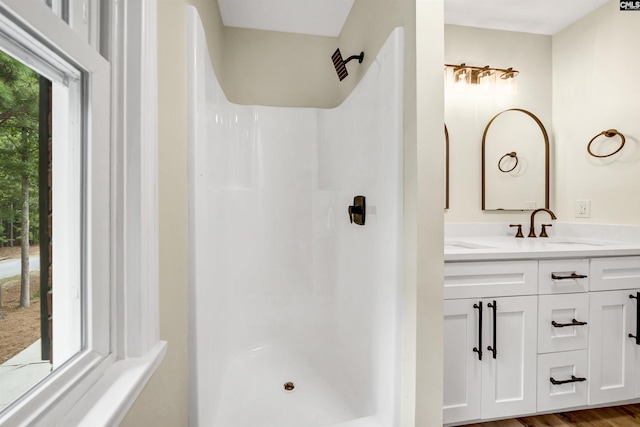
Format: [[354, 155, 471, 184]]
[[211, 348, 382, 427]]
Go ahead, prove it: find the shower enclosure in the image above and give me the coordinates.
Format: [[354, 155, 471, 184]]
[[187, 7, 404, 427]]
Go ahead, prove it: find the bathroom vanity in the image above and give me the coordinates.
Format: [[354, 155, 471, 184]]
[[443, 223, 640, 425]]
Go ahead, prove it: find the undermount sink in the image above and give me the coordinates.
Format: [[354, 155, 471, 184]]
[[543, 239, 605, 247], [444, 237, 612, 253], [444, 241, 494, 250]]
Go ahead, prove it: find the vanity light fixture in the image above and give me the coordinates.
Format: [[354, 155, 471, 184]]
[[445, 63, 519, 92], [499, 67, 518, 94], [452, 64, 471, 85]]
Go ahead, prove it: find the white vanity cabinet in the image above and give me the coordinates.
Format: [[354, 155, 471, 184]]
[[443, 226, 640, 425], [443, 256, 640, 425], [443, 262, 538, 424]]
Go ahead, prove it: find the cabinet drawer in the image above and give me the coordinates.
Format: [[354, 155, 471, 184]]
[[538, 293, 589, 353], [590, 256, 640, 291], [539, 259, 589, 294], [537, 350, 588, 413], [444, 260, 538, 299]]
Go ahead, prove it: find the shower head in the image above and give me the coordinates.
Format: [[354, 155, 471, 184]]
[[331, 48, 364, 81]]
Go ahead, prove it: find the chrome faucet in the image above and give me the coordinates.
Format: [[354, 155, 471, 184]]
[[528, 208, 557, 237]]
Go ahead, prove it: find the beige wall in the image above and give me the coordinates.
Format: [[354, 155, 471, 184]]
[[444, 25, 552, 223], [122, 0, 444, 425], [553, 0, 640, 225], [221, 27, 337, 106]]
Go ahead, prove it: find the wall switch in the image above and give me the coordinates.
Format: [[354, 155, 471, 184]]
[[575, 200, 591, 218]]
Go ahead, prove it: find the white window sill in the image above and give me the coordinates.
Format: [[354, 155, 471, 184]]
[[57, 342, 167, 427]]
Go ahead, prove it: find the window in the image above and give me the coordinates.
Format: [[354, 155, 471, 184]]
[[0, 0, 110, 422], [0, 47, 83, 412], [0, 0, 163, 424]]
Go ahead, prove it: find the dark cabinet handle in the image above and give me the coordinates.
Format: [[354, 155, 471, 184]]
[[487, 300, 497, 359], [551, 272, 588, 280], [552, 319, 588, 328], [550, 375, 586, 385], [473, 302, 483, 361], [629, 292, 640, 345]]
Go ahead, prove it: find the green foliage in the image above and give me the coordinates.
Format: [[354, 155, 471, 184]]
[[0, 50, 40, 246]]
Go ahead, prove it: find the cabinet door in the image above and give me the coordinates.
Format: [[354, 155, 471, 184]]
[[588, 290, 637, 405], [443, 299, 482, 424], [481, 295, 537, 420]]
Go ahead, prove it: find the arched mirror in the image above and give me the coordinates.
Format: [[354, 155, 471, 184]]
[[482, 108, 549, 210]]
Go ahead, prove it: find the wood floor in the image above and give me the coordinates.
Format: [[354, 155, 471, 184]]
[[464, 404, 640, 426]]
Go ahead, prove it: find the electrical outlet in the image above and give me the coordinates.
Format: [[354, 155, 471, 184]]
[[575, 200, 591, 218], [524, 201, 537, 209]]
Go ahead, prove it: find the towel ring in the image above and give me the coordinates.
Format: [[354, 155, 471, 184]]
[[498, 151, 518, 173], [587, 129, 625, 158]]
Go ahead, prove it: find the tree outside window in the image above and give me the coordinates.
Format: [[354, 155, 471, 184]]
[[0, 51, 40, 329]]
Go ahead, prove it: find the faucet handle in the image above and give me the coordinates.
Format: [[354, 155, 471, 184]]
[[540, 224, 553, 238], [510, 224, 524, 238]]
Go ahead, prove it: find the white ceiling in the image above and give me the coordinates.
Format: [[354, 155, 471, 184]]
[[217, 0, 355, 37], [444, 0, 609, 35], [218, 0, 609, 37]]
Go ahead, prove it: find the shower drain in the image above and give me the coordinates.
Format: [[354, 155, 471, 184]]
[[283, 381, 295, 392]]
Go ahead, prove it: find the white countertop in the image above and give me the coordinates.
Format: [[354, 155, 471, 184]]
[[444, 222, 640, 262]]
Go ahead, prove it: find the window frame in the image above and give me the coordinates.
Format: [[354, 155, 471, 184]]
[[0, 0, 163, 425]]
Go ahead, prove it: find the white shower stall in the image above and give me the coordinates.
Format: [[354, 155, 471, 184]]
[[187, 7, 404, 427]]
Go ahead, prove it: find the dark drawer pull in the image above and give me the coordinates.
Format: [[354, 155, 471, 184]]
[[487, 300, 497, 359], [551, 272, 588, 280], [550, 375, 586, 385], [473, 302, 483, 361], [629, 292, 640, 345], [552, 319, 588, 328]]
